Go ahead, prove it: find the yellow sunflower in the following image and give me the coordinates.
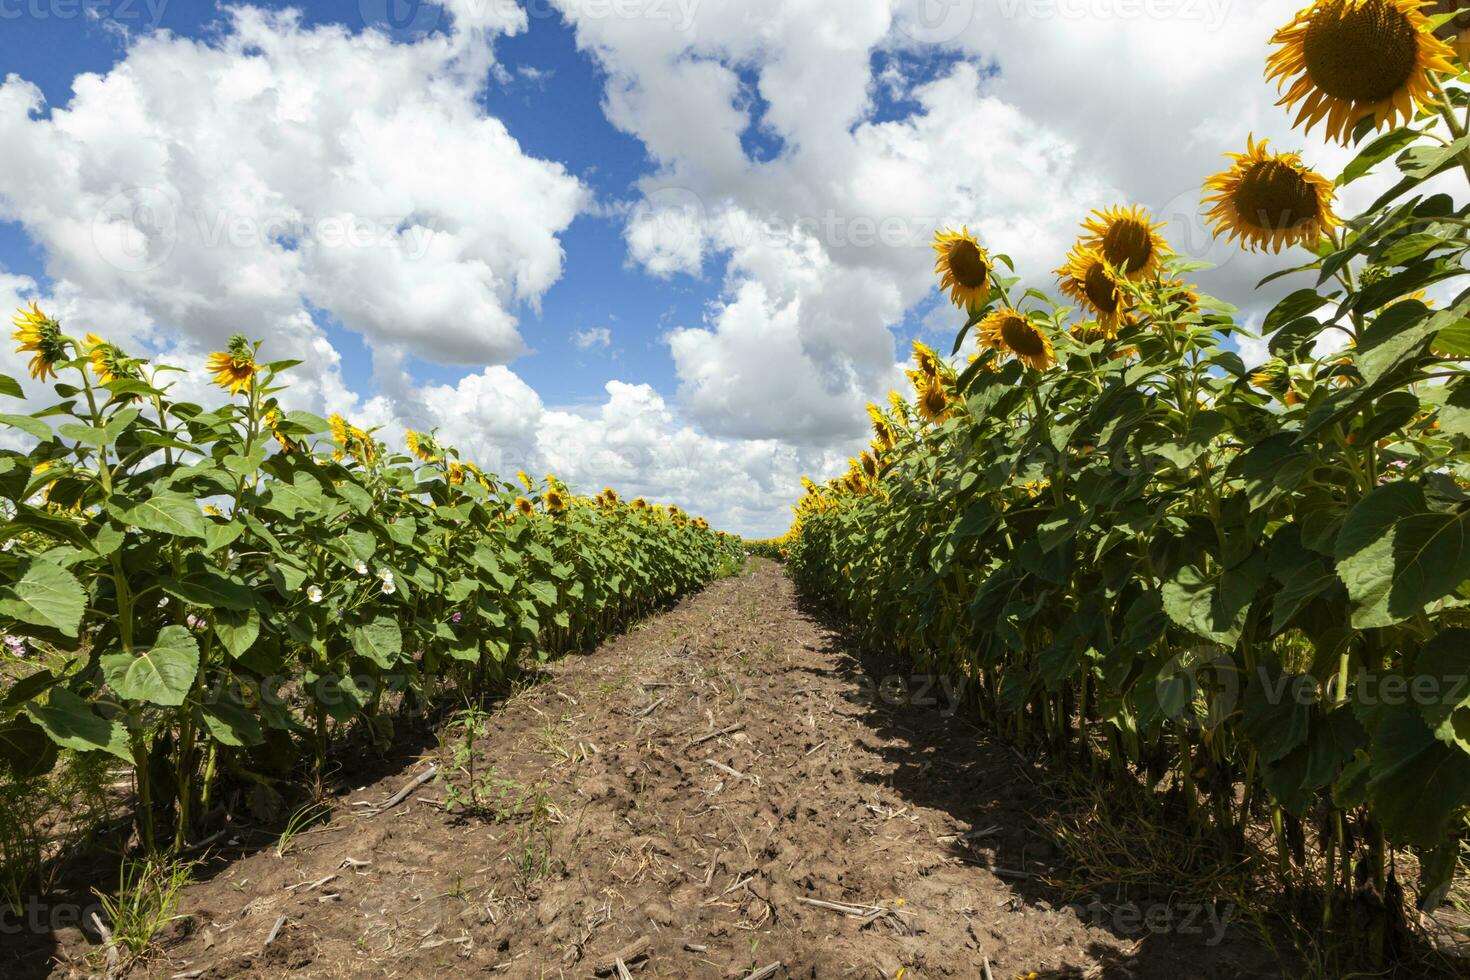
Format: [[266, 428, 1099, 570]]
[[932, 227, 993, 309], [405, 430, 438, 463], [632, 497, 648, 510], [867, 403, 895, 452], [603, 487, 619, 505], [1078, 206, 1169, 281], [205, 336, 259, 396], [1202, 136, 1341, 252], [447, 462, 466, 485], [329, 413, 350, 448], [545, 489, 567, 514], [915, 373, 953, 423], [978, 308, 1056, 371], [12, 303, 69, 383], [515, 495, 535, 516], [1266, 0, 1456, 144], [860, 451, 878, 480], [264, 408, 298, 454], [83, 333, 139, 385], [517, 469, 534, 491], [1056, 246, 1131, 336]]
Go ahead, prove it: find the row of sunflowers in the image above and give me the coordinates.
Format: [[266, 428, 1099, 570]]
[[0, 324, 740, 858], [787, 0, 1470, 963]]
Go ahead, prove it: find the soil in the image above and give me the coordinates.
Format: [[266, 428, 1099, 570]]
[[19, 559, 1291, 979]]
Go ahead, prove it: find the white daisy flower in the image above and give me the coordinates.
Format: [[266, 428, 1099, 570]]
[[307, 585, 323, 603]]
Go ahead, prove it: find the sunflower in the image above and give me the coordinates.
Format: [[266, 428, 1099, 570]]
[[1078, 206, 1169, 281], [1202, 136, 1341, 252], [205, 335, 259, 396], [860, 451, 878, 481], [632, 497, 648, 510], [1250, 357, 1292, 396], [405, 430, 438, 463], [1056, 246, 1131, 336], [12, 303, 69, 383], [978, 308, 1056, 371], [915, 373, 953, 423], [329, 413, 351, 448], [515, 495, 535, 516], [932, 227, 993, 309], [517, 469, 534, 491], [1266, 0, 1455, 144], [545, 489, 567, 514], [83, 333, 140, 385], [264, 408, 298, 454], [867, 403, 895, 452], [603, 487, 619, 506], [447, 462, 466, 485]]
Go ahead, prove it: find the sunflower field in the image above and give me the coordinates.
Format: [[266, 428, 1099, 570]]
[[0, 325, 738, 865], [788, 0, 1470, 961]]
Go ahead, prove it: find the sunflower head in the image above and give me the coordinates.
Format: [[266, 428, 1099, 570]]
[[1266, 0, 1456, 144], [603, 487, 619, 506], [915, 373, 953, 423], [405, 430, 439, 463], [83, 333, 141, 386], [978, 308, 1057, 371], [545, 489, 567, 514], [1203, 136, 1341, 252], [860, 451, 878, 480], [205, 335, 259, 396], [632, 497, 648, 510], [515, 495, 535, 516], [447, 462, 466, 485], [1056, 246, 1131, 335], [1250, 357, 1293, 396], [867, 403, 895, 452], [329, 413, 351, 447], [12, 303, 70, 383], [264, 407, 299, 454], [932, 227, 993, 309], [1079, 206, 1170, 281]]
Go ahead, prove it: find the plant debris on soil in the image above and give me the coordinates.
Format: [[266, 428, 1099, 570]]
[[24, 560, 1291, 978]]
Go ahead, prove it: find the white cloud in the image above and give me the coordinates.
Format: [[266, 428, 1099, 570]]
[[555, 0, 1432, 478], [0, 5, 585, 371], [572, 326, 612, 350]]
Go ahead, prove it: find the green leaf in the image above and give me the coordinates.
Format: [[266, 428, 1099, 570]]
[[0, 413, 52, 441], [1366, 706, 1470, 848], [0, 374, 23, 399], [26, 688, 131, 761], [350, 615, 402, 669], [200, 700, 264, 747], [0, 559, 85, 636], [1338, 127, 1420, 186], [100, 626, 200, 707], [212, 607, 261, 659], [1161, 553, 1268, 647], [1335, 482, 1470, 628], [115, 492, 210, 540], [1413, 627, 1470, 752]]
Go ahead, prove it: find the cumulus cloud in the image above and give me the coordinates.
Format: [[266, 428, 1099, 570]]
[[556, 0, 1419, 465], [0, 4, 585, 371]]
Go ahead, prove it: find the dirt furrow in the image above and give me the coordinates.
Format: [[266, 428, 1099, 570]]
[[71, 560, 1280, 979]]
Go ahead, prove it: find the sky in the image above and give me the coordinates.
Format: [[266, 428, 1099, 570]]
[[0, 0, 1407, 536]]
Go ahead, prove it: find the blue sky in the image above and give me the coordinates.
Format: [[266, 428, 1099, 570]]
[[0, 1, 725, 409], [0, 0, 1358, 534]]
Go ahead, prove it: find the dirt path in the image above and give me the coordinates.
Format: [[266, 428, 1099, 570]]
[[73, 560, 1282, 978]]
